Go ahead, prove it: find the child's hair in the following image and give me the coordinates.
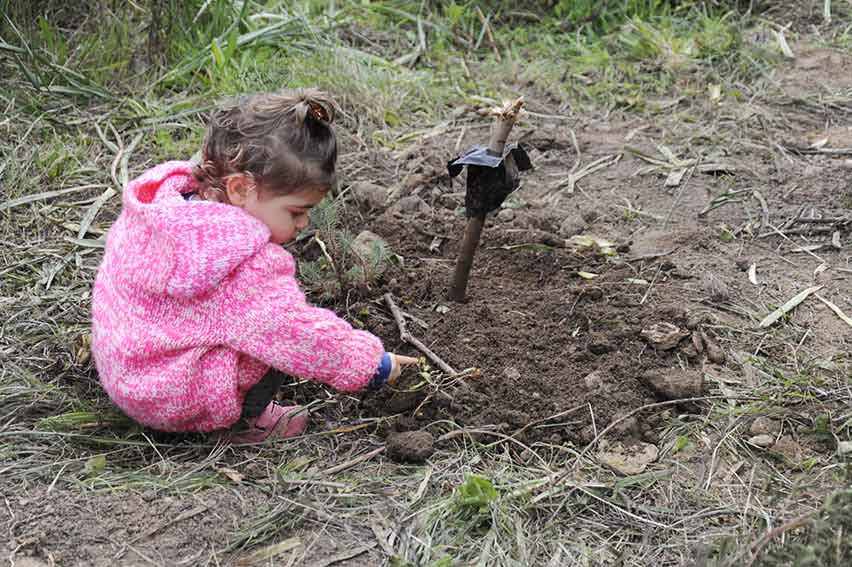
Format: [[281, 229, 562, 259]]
[[193, 88, 339, 201]]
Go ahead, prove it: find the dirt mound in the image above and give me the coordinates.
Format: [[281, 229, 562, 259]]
[[354, 211, 721, 445]]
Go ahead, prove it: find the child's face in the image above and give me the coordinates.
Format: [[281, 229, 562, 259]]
[[242, 185, 326, 244]]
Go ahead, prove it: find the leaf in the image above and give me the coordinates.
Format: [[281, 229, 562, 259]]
[[0, 183, 106, 211], [577, 271, 598, 279], [236, 537, 301, 566], [456, 474, 498, 514], [84, 455, 107, 476], [748, 263, 758, 285], [758, 286, 823, 328], [211, 40, 225, 69], [217, 467, 244, 483]]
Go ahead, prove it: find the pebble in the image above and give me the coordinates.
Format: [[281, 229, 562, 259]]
[[596, 441, 659, 476], [748, 434, 775, 448], [348, 181, 387, 211], [497, 208, 516, 222], [749, 416, 781, 436]]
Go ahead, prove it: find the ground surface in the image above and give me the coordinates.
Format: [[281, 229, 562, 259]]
[[3, 2, 852, 566]]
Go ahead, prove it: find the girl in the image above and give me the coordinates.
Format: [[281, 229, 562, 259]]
[[91, 89, 417, 443]]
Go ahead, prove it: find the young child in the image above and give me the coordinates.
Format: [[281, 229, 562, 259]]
[[91, 88, 417, 443]]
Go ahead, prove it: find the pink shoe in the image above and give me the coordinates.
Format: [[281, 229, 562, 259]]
[[225, 403, 309, 444]]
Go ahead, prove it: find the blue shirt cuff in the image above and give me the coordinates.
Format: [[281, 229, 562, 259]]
[[368, 352, 393, 390]]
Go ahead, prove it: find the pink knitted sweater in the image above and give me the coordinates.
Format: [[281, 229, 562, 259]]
[[92, 161, 384, 432]]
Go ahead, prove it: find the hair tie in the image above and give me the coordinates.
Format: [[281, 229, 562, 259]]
[[305, 100, 331, 123]]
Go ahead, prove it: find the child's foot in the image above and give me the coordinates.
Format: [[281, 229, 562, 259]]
[[225, 402, 308, 444]]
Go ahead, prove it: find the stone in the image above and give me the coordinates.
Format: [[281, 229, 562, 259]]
[[748, 434, 775, 448], [348, 181, 387, 211], [588, 334, 613, 355], [386, 431, 435, 463], [639, 369, 705, 400], [749, 416, 781, 436], [497, 208, 516, 222], [351, 230, 389, 273], [395, 195, 431, 215], [596, 441, 659, 475], [702, 272, 731, 303]]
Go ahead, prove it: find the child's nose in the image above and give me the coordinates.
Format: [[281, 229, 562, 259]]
[[295, 216, 309, 230]]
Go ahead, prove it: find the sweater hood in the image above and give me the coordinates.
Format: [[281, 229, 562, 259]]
[[115, 161, 270, 298]]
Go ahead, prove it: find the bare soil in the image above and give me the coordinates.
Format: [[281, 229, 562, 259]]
[[5, 36, 852, 567]]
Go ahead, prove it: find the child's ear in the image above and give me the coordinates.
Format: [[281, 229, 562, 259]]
[[225, 175, 252, 206]]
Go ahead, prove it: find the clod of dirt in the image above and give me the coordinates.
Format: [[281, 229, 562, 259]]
[[770, 436, 805, 462], [584, 371, 604, 390], [749, 417, 782, 436], [748, 434, 775, 448], [640, 322, 689, 350], [639, 369, 705, 400], [735, 256, 753, 271], [588, 334, 613, 354], [596, 440, 659, 475], [384, 391, 424, 414], [386, 430, 435, 463], [351, 230, 390, 272], [558, 213, 586, 237], [701, 332, 727, 365], [349, 181, 388, 211], [685, 312, 711, 330], [394, 195, 431, 215], [701, 273, 731, 303]]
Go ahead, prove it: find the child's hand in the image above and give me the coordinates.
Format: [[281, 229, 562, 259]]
[[388, 354, 419, 385]]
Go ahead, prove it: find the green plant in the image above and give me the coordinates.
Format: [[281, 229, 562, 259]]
[[454, 474, 499, 519], [299, 196, 391, 301]]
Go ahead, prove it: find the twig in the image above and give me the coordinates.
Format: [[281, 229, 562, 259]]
[[752, 189, 770, 229], [383, 293, 457, 375], [664, 160, 698, 228], [320, 446, 385, 476], [314, 543, 377, 567], [624, 248, 678, 263]]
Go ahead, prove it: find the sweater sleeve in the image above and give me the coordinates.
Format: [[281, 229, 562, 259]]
[[220, 244, 385, 393]]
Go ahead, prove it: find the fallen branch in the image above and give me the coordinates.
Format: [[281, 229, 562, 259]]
[[384, 293, 457, 375]]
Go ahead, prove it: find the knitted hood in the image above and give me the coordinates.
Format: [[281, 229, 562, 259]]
[[116, 161, 270, 298]]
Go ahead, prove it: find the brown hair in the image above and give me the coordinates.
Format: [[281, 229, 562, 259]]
[[193, 88, 339, 202]]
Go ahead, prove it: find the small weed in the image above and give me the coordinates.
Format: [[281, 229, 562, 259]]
[[299, 196, 391, 301]]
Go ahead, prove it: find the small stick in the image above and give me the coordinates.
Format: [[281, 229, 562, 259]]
[[321, 446, 385, 476], [383, 293, 457, 375], [449, 98, 524, 301]]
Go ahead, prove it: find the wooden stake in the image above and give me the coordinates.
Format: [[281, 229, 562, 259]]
[[448, 98, 523, 302]]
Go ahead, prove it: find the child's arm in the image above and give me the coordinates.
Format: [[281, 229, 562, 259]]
[[219, 244, 387, 392]]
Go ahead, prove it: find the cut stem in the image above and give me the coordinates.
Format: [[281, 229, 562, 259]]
[[448, 97, 523, 301]]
